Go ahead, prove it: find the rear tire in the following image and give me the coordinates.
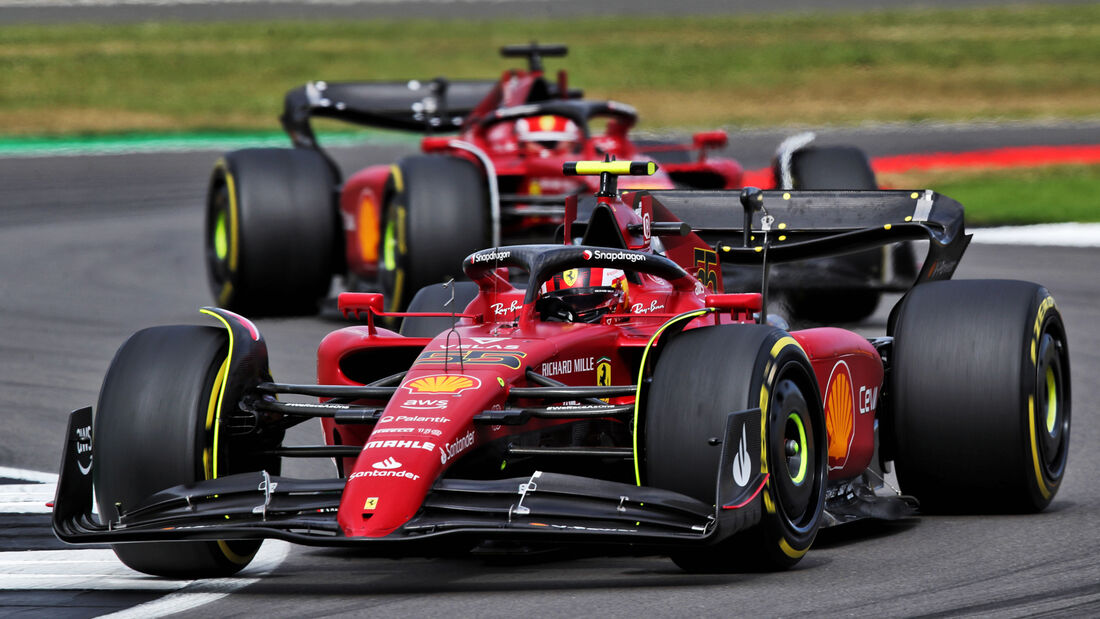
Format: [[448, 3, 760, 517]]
[[784, 145, 884, 323], [644, 326, 827, 572], [94, 326, 273, 577], [889, 280, 1070, 513], [380, 155, 488, 313], [206, 148, 338, 316]]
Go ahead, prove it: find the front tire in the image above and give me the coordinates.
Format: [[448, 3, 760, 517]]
[[380, 155, 488, 313], [644, 325, 827, 572], [93, 326, 273, 577], [206, 148, 338, 316], [889, 280, 1071, 513]]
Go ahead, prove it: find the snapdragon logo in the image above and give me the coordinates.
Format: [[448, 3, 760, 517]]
[[472, 250, 510, 263], [592, 250, 646, 263]]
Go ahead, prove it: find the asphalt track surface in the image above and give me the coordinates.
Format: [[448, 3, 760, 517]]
[[0, 121, 1098, 615]]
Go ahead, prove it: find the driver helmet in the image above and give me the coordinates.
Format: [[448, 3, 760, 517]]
[[537, 267, 626, 323], [516, 115, 580, 155]]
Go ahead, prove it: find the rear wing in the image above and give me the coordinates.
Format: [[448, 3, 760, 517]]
[[281, 78, 498, 149], [638, 188, 971, 284]]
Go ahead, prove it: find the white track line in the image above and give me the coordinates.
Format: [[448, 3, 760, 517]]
[[970, 223, 1100, 247], [0, 466, 290, 614]]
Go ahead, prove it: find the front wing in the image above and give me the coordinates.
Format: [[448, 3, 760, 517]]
[[53, 407, 765, 552]]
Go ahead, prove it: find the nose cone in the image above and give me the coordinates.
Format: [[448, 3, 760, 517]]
[[338, 441, 437, 537]]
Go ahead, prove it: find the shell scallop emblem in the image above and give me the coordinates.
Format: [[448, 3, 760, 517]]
[[403, 375, 481, 394], [824, 361, 855, 470]]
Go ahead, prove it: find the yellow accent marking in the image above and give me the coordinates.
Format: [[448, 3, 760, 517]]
[[396, 207, 407, 254], [884, 224, 892, 230], [497, 377, 505, 388], [904, 216, 913, 222], [780, 538, 809, 559], [722, 246, 730, 252], [754, 247, 763, 253], [218, 281, 234, 307], [572, 161, 657, 176], [391, 268, 405, 312], [1045, 367, 1057, 433], [632, 309, 712, 485], [204, 357, 230, 479], [911, 192, 919, 199], [217, 540, 255, 565], [778, 235, 787, 241], [530, 179, 542, 196], [200, 309, 236, 480], [778, 223, 787, 230], [221, 161, 240, 272], [390, 165, 404, 193], [1028, 395, 1052, 500], [1030, 296, 1055, 364], [783, 192, 791, 200]]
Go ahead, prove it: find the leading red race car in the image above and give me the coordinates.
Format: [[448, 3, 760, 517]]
[[56, 161, 1070, 577], [205, 43, 908, 321]]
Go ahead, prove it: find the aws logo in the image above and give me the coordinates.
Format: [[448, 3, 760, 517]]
[[824, 361, 855, 471]]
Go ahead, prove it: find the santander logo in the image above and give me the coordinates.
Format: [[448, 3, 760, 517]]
[[373, 457, 401, 470]]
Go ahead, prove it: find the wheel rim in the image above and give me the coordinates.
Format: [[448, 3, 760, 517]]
[[206, 182, 232, 288], [213, 209, 229, 262], [1035, 331, 1068, 478], [771, 377, 817, 526]]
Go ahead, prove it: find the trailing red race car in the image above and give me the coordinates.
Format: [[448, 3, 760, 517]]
[[56, 161, 1070, 577], [205, 43, 908, 321]]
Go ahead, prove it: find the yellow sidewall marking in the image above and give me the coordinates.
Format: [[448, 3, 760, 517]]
[[220, 161, 240, 272], [780, 537, 809, 559], [1028, 395, 1052, 500], [632, 310, 711, 486], [217, 539, 256, 565], [1027, 296, 1056, 498], [204, 356, 229, 479], [390, 164, 404, 193], [763, 336, 804, 515]]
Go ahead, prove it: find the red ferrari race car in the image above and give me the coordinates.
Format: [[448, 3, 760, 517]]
[[205, 43, 907, 321], [56, 161, 1070, 577]]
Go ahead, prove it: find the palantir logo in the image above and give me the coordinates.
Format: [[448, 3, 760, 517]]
[[731, 424, 751, 487], [373, 457, 401, 470]]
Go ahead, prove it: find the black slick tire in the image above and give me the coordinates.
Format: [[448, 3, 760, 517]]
[[889, 280, 1070, 513], [644, 325, 827, 572], [93, 326, 268, 577], [206, 148, 338, 316], [783, 145, 885, 323], [379, 155, 488, 313]]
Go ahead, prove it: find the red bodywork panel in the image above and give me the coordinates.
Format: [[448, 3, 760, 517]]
[[793, 328, 883, 479]]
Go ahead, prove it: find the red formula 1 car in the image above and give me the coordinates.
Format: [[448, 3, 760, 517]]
[[56, 161, 1070, 577], [204, 43, 903, 321]]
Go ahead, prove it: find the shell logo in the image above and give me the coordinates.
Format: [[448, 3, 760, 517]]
[[403, 375, 481, 394], [824, 361, 855, 470]]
